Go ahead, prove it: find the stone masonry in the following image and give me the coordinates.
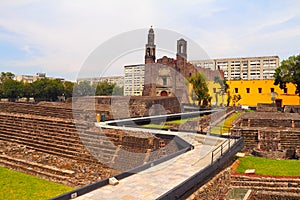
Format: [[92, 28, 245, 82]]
[[231, 112, 300, 159]]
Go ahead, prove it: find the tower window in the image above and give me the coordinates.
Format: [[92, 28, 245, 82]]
[[246, 88, 250, 93], [258, 88, 262, 93], [213, 88, 216, 93], [270, 88, 275, 93], [162, 77, 167, 86], [234, 88, 239, 93], [284, 88, 288, 94]]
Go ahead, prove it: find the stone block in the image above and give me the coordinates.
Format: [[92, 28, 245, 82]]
[[109, 177, 119, 185], [245, 169, 255, 174], [236, 152, 245, 157]]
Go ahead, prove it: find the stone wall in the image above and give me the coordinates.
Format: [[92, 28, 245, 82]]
[[231, 112, 300, 159], [257, 103, 277, 112], [284, 105, 300, 114], [72, 96, 181, 120], [231, 128, 300, 159], [231, 174, 300, 199], [187, 161, 300, 200], [186, 168, 231, 200], [250, 191, 300, 200]]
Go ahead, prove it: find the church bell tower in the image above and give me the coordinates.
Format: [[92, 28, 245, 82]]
[[145, 26, 156, 64]]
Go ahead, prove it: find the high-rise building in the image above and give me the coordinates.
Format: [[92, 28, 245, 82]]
[[124, 64, 145, 96], [190, 56, 279, 80], [77, 76, 124, 88]]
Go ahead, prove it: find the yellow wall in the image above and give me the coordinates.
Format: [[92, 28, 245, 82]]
[[227, 80, 299, 106], [188, 80, 299, 107], [188, 81, 225, 106]]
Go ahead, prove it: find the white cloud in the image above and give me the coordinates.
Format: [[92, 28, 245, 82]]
[[0, 0, 299, 80]]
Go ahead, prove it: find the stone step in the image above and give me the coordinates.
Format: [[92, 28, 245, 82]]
[[0, 117, 118, 143], [232, 175, 300, 183], [0, 133, 95, 163], [0, 154, 75, 176], [231, 185, 300, 193], [0, 125, 117, 153], [231, 180, 299, 188], [0, 158, 72, 184], [0, 123, 118, 151]]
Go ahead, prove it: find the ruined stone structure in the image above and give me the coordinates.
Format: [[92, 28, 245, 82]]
[[142, 27, 224, 103], [187, 167, 232, 200], [231, 112, 300, 159], [0, 102, 179, 187], [185, 161, 300, 200], [72, 95, 181, 120]]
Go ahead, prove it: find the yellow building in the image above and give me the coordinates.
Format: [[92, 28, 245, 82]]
[[189, 80, 299, 107], [188, 81, 226, 106], [227, 80, 299, 107]]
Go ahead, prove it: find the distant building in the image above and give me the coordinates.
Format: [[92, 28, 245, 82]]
[[227, 80, 299, 107], [190, 56, 279, 80], [16, 73, 64, 83], [77, 76, 124, 88], [124, 64, 145, 96]]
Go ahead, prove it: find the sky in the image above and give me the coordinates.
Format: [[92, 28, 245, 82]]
[[0, 0, 300, 81]]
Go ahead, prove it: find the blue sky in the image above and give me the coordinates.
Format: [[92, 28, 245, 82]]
[[0, 0, 299, 81]]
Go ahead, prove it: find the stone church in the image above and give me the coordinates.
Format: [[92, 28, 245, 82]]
[[142, 27, 223, 104]]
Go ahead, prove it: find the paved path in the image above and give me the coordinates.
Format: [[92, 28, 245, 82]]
[[76, 126, 234, 200]]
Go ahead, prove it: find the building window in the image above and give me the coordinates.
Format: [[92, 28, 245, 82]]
[[213, 88, 216, 93], [258, 88, 262, 93], [234, 88, 238, 93], [270, 88, 275, 93], [246, 88, 250, 93], [162, 77, 167, 86]]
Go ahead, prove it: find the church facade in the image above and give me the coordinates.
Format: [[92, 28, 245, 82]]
[[142, 27, 224, 104]]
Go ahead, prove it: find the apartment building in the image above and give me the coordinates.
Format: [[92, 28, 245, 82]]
[[190, 56, 279, 80], [16, 73, 64, 83], [77, 76, 124, 88], [124, 64, 145, 96]]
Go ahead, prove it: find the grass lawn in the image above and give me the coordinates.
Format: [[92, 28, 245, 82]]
[[236, 156, 300, 176], [0, 167, 73, 200], [141, 123, 171, 129], [211, 112, 242, 134], [165, 116, 199, 125], [140, 116, 200, 128]]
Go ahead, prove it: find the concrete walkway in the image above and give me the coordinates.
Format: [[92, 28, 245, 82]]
[[75, 126, 233, 200]]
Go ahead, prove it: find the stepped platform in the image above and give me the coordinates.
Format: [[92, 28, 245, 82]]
[[66, 118, 242, 200], [0, 109, 187, 187], [231, 174, 300, 193]]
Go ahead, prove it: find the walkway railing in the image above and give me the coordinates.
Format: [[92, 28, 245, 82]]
[[211, 136, 239, 165], [157, 136, 244, 200]]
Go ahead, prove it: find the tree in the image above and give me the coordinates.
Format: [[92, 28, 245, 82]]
[[31, 78, 64, 101], [0, 72, 15, 83], [0, 72, 16, 98], [73, 81, 94, 96], [214, 76, 228, 106], [112, 86, 124, 96], [232, 94, 241, 106], [2, 79, 24, 101], [63, 81, 74, 98], [23, 82, 33, 100], [189, 72, 210, 107], [274, 54, 300, 96], [95, 81, 115, 96]]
